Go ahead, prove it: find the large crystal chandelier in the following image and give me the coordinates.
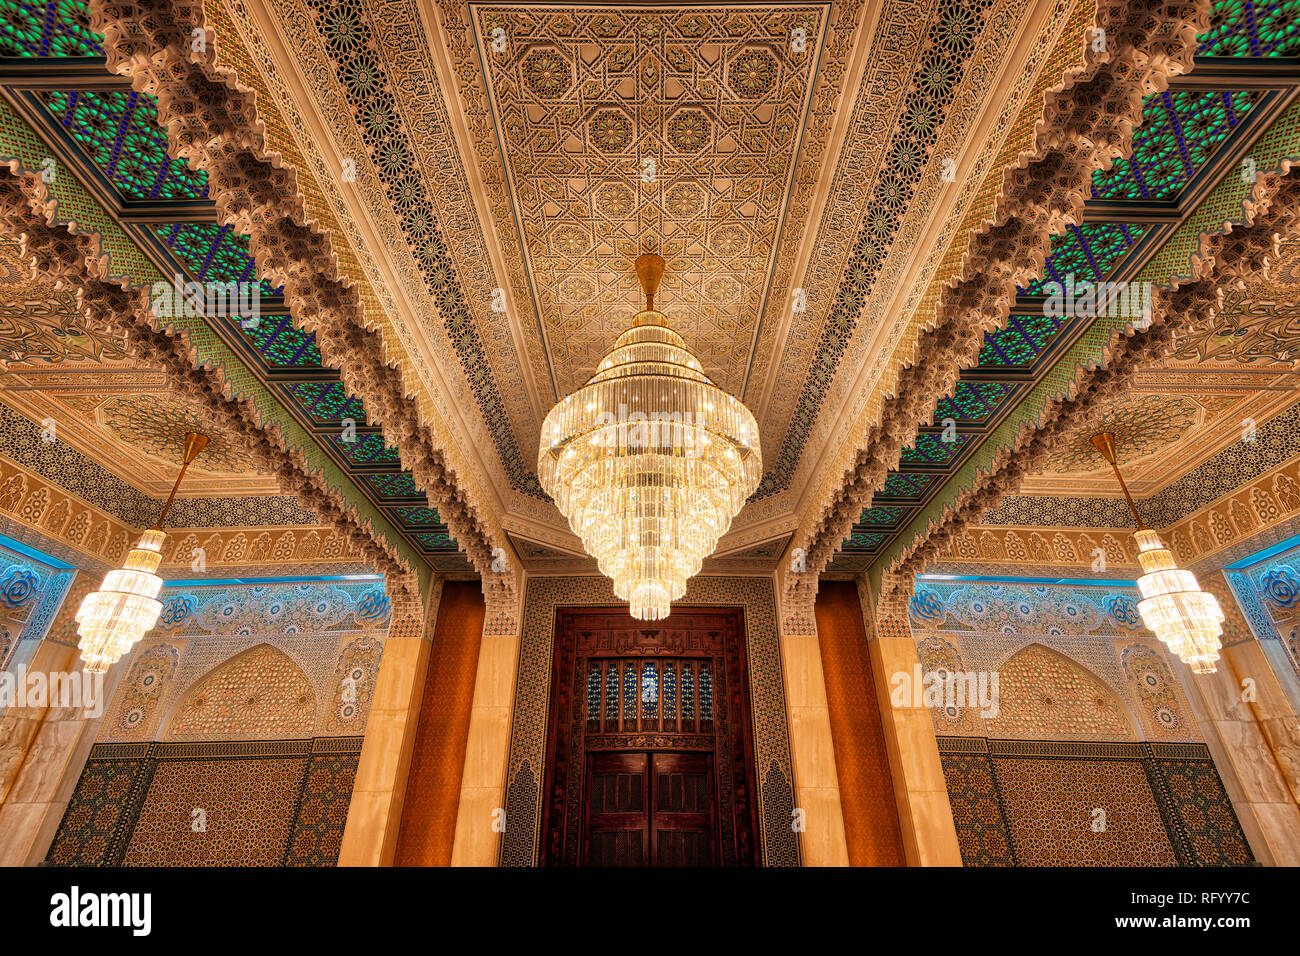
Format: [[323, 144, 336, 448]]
[[76, 433, 208, 672], [1091, 432, 1223, 673], [539, 255, 761, 620]]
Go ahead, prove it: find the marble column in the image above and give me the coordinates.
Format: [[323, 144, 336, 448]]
[[338, 574, 439, 866], [450, 581, 524, 866], [865, 572, 963, 866], [775, 567, 849, 866], [0, 577, 123, 866], [1179, 574, 1300, 865]]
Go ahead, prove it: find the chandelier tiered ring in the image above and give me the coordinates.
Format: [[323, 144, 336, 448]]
[[539, 255, 761, 620]]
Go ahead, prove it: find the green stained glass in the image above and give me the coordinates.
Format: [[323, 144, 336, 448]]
[[1092, 90, 1261, 201], [1198, 0, 1300, 56], [860, 505, 909, 527], [0, 0, 101, 56], [390, 505, 440, 526], [900, 431, 975, 466], [413, 530, 456, 551], [1021, 223, 1146, 296], [284, 381, 366, 425], [327, 432, 399, 466], [152, 223, 281, 296], [880, 472, 938, 499], [978, 314, 1067, 368], [230, 314, 321, 368], [40, 90, 209, 202], [364, 472, 419, 499], [934, 382, 1017, 425], [843, 530, 887, 551]]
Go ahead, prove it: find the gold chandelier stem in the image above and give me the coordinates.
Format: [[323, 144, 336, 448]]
[[1090, 431, 1147, 530], [152, 432, 208, 530]]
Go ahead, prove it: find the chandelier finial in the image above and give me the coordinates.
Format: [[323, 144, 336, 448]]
[[635, 253, 665, 312]]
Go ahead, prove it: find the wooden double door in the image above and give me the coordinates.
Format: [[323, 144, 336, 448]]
[[541, 607, 759, 867]]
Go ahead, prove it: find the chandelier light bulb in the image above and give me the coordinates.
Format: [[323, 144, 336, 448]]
[[539, 255, 761, 620], [1090, 431, 1223, 673], [75, 432, 209, 673]]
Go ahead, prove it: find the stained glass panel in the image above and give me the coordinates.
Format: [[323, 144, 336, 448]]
[[1197, 0, 1300, 56], [586, 664, 601, 719], [411, 530, 455, 551], [604, 665, 619, 722], [663, 663, 676, 722], [363, 472, 419, 499], [390, 505, 440, 526], [880, 472, 939, 499], [229, 314, 321, 368], [681, 666, 694, 721], [699, 664, 713, 722], [844, 530, 888, 551], [860, 505, 909, 526], [641, 661, 658, 718], [0, 0, 102, 56], [899, 431, 976, 466], [41, 91, 209, 201], [326, 431, 400, 467], [283, 381, 366, 425], [934, 382, 1018, 426], [152, 223, 281, 296], [977, 315, 1067, 368], [1092, 90, 1261, 201], [1021, 223, 1147, 296], [623, 662, 636, 724]]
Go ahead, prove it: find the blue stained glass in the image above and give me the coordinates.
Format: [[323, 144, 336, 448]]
[[699, 664, 713, 721], [586, 664, 601, 719], [623, 663, 636, 723], [663, 663, 676, 721], [604, 666, 618, 722], [0, 0, 103, 57], [681, 666, 694, 721], [152, 223, 282, 297], [641, 662, 658, 718]]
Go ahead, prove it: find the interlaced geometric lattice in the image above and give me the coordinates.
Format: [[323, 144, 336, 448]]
[[229, 315, 321, 369], [900, 431, 978, 467], [879, 472, 940, 500], [859, 505, 911, 527], [40, 90, 210, 201], [978, 315, 1068, 369], [934, 382, 1019, 426], [1092, 89, 1261, 201], [1197, 0, 1300, 56], [362, 472, 420, 500], [0, 0, 101, 57], [389, 505, 441, 527], [325, 432, 399, 467], [152, 223, 282, 296], [283, 382, 366, 425], [1021, 223, 1148, 296]]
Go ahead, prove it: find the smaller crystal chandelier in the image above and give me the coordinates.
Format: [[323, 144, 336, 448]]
[[1091, 431, 1223, 673], [76, 432, 208, 673]]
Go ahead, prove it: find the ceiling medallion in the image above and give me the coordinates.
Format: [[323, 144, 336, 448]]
[[539, 254, 761, 620], [1091, 431, 1224, 673]]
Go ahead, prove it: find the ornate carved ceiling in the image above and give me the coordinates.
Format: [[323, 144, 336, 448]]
[[213, 0, 1060, 554]]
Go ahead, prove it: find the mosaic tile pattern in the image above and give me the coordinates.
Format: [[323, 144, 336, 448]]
[[45, 752, 154, 865], [165, 645, 316, 741], [938, 751, 1017, 865], [283, 751, 360, 866]]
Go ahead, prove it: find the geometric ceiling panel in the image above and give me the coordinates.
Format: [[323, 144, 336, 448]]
[[977, 315, 1068, 369], [283, 382, 367, 426], [1020, 222, 1148, 296], [152, 223, 281, 296], [229, 314, 322, 370], [1091, 89, 1262, 201], [934, 382, 1019, 427], [1196, 0, 1300, 56], [899, 431, 978, 467], [39, 90, 210, 201], [0, 0, 101, 57]]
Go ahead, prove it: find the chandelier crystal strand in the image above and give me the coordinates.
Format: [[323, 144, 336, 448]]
[[1089, 431, 1223, 672], [1133, 529, 1224, 674], [539, 255, 761, 620], [76, 432, 209, 672]]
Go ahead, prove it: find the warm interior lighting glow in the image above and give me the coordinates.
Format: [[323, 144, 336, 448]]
[[539, 255, 761, 619], [75, 432, 208, 672], [1090, 431, 1223, 672], [1133, 528, 1224, 674]]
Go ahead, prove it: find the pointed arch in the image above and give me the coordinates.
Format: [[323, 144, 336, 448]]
[[164, 643, 315, 741], [986, 643, 1136, 741]]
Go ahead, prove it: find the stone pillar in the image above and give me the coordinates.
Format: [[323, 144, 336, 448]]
[[450, 579, 523, 866], [866, 571, 963, 866], [1179, 574, 1300, 865], [0, 574, 123, 866], [338, 573, 439, 866], [775, 568, 849, 866]]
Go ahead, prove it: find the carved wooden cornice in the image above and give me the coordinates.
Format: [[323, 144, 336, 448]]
[[881, 156, 1300, 601], [84, 0, 517, 604], [794, 0, 1214, 583], [0, 161, 417, 593]]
